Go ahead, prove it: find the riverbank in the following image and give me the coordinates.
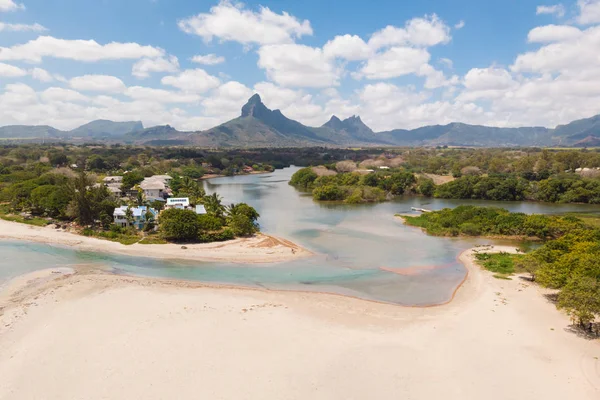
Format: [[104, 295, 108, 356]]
[[0, 246, 598, 399], [0, 219, 311, 264]]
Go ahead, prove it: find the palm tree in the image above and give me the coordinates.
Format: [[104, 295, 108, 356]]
[[180, 176, 205, 205], [125, 206, 135, 228], [204, 193, 226, 219]]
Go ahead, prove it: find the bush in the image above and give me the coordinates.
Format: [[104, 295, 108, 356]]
[[197, 214, 224, 231], [289, 167, 318, 189], [198, 228, 235, 243], [313, 185, 345, 201], [159, 208, 200, 241]]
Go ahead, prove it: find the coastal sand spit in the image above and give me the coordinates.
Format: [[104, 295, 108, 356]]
[[0, 219, 311, 264], [0, 246, 598, 399]]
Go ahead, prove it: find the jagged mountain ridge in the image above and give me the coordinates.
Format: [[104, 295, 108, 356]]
[[1, 94, 600, 147]]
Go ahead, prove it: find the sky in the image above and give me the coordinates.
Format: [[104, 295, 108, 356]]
[[1, 0, 600, 132]]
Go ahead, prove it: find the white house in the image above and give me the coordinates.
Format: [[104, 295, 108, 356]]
[[113, 206, 157, 230], [165, 197, 190, 209], [140, 178, 166, 199]]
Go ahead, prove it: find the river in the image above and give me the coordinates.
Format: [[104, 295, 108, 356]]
[[1, 166, 599, 305]]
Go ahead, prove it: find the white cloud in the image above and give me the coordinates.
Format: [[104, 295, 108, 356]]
[[322, 88, 340, 98], [527, 25, 582, 42], [0, 62, 27, 77], [357, 47, 430, 80], [0, 22, 46, 32], [463, 67, 517, 91], [536, 4, 566, 17], [178, 0, 312, 45], [41, 87, 88, 103], [323, 34, 372, 60], [70, 75, 127, 93], [0, 0, 24, 12], [368, 14, 451, 49], [191, 54, 226, 65], [125, 86, 201, 103], [201, 81, 253, 120], [512, 25, 600, 73], [253, 81, 303, 109], [30, 67, 54, 82], [0, 36, 163, 63], [454, 20, 465, 29], [418, 64, 459, 89], [29, 68, 54, 82], [132, 56, 179, 78], [577, 0, 600, 24], [161, 69, 221, 93], [257, 44, 340, 88]]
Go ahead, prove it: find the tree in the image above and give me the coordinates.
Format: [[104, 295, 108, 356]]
[[65, 171, 114, 226], [136, 189, 145, 206], [204, 193, 226, 219], [121, 171, 144, 191], [514, 254, 541, 281], [227, 203, 260, 224], [558, 277, 600, 328], [49, 153, 68, 167], [125, 206, 135, 227], [228, 214, 257, 237], [313, 185, 345, 201], [178, 176, 205, 205], [159, 209, 200, 241], [417, 178, 436, 197], [30, 185, 70, 218], [289, 167, 317, 189]]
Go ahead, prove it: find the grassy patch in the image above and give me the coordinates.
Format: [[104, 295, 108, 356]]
[[474, 252, 523, 275], [138, 236, 169, 245], [82, 228, 141, 245], [493, 274, 513, 280], [565, 213, 600, 228]]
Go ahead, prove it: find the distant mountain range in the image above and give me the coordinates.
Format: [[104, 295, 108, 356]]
[[1, 95, 599, 147]]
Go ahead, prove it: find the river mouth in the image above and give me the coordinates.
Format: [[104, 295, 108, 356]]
[[2, 166, 599, 306]]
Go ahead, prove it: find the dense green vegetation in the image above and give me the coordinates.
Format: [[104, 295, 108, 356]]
[[159, 199, 259, 242], [290, 165, 415, 203], [402, 206, 583, 239], [433, 174, 600, 203], [0, 145, 263, 244], [404, 206, 600, 329]]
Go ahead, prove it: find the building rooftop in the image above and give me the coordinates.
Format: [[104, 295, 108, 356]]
[[113, 206, 157, 218], [140, 178, 166, 190], [103, 176, 123, 183], [166, 197, 190, 207]]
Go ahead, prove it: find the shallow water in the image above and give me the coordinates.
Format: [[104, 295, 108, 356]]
[[2, 167, 599, 305]]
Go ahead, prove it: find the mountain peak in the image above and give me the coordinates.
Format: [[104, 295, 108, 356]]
[[241, 94, 268, 117], [323, 115, 345, 130]]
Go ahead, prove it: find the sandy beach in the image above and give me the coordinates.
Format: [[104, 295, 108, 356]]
[[0, 245, 598, 399], [0, 219, 311, 264]]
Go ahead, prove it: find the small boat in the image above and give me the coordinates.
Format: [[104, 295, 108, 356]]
[[411, 207, 432, 213]]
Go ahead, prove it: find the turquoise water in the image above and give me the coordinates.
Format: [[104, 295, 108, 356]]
[[2, 167, 600, 305]]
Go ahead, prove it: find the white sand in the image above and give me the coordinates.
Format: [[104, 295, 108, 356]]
[[0, 246, 599, 399], [0, 219, 311, 263]]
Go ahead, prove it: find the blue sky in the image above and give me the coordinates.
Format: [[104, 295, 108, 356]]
[[1, 0, 600, 131]]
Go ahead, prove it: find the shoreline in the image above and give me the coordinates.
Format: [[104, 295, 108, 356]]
[[1, 245, 598, 400], [0, 246, 600, 400], [0, 219, 312, 264]]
